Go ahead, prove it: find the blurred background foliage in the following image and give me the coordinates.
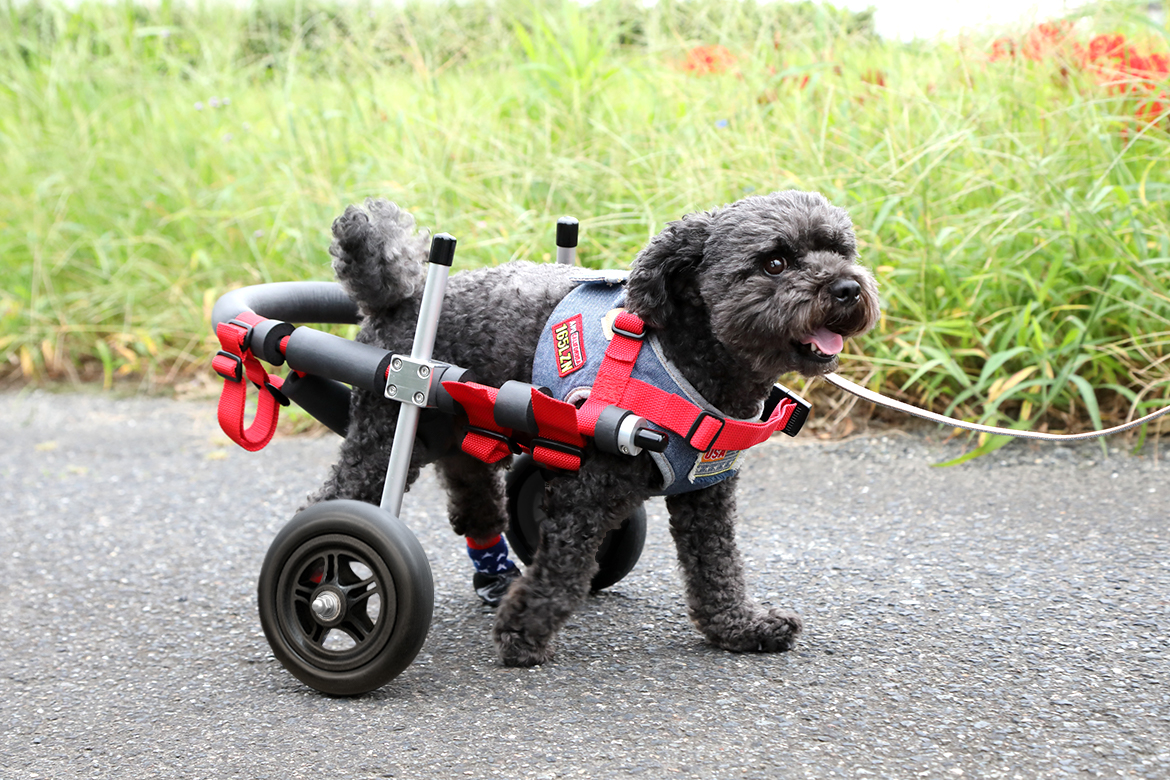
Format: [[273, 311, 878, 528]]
[[1, 0, 1168, 450]]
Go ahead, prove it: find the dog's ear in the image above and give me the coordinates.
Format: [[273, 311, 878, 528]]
[[625, 212, 712, 329]]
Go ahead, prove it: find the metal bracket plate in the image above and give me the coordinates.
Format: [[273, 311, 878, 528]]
[[384, 354, 435, 407]]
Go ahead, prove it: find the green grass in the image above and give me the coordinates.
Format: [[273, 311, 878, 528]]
[[2, 0, 1169, 445]]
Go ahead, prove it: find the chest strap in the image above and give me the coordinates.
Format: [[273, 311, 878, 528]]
[[579, 311, 799, 453]]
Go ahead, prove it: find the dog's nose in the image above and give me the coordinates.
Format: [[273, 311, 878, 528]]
[[830, 278, 861, 305]]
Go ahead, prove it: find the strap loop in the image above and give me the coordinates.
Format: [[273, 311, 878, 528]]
[[213, 312, 285, 452]]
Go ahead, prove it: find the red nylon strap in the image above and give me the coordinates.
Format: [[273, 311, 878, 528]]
[[214, 312, 284, 452], [578, 311, 644, 436], [442, 381, 514, 464], [580, 310, 796, 453], [530, 389, 585, 471], [619, 377, 796, 450]]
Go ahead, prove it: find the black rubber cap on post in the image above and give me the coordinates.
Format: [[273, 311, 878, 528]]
[[429, 233, 457, 266], [556, 218, 578, 248]]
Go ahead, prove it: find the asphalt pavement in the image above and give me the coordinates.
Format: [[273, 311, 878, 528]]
[[1, 390, 1168, 779]]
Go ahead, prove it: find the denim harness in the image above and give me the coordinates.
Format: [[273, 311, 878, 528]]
[[532, 275, 795, 495]]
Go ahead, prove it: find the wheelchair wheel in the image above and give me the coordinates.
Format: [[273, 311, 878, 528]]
[[258, 499, 434, 696], [504, 454, 646, 591]]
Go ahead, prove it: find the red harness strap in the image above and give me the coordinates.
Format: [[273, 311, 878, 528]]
[[441, 381, 515, 464], [581, 310, 797, 453], [529, 389, 586, 471], [213, 311, 287, 452]]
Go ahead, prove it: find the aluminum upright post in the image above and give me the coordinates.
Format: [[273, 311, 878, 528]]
[[556, 217, 578, 266], [380, 233, 456, 516]]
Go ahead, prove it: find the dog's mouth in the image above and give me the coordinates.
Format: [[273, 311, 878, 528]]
[[795, 328, 844, 364]]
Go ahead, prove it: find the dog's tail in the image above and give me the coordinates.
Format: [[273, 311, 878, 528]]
[[329, 199, 429, 317]]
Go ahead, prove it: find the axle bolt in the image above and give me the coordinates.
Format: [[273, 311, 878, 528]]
[[311, 591, 342, 623]]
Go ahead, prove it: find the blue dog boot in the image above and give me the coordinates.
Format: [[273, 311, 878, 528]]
[[472, 567, 522, 607], [466, 535, 521, 607]]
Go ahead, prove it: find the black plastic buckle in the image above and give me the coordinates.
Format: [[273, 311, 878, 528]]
[[214, 350, 244, 383], [763, 383, 812, 437], [226, 318, 256, 351], [611, 317, 645, 341], [264, 379, 290, 407], [686, 411, 725, 451], [465, 426, 521, 455]]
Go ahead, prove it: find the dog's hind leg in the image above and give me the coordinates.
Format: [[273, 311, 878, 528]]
[[491, 473, 635, 666], [666, 477, 802, 652], [433, 453, 509, 539], [305, 391, 423, 508], [435, 453, 523, 606]]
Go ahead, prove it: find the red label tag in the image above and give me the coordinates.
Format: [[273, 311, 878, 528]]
[[552, 314, 587, 378]]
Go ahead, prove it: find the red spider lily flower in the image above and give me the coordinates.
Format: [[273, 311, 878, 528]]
[[988, 22, 1170, 134], [683, 45, 737, 76], [1135, 95, 1168, 127], [989, 37, 1016, 62], [1088, 33, 1128, 63], [1022, 20, 1075, 61]]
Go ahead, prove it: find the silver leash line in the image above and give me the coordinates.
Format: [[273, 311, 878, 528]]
[[823, 372, 1170, 442]]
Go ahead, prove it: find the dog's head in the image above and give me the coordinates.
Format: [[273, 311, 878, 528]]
[[625, 190, 879, 379]]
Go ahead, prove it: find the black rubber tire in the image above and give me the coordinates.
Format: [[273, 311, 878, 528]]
[[504, 454, 647, 591], [258, 500, 434, 696]]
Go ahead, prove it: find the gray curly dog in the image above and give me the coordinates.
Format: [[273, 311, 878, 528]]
[[311, 190, 881, 667]]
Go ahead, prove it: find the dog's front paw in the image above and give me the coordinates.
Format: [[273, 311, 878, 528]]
[[493, 628, 554, 667], [704, 606, 802, 653]]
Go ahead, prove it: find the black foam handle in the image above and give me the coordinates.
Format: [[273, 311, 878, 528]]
[[493, 381, 552, 434], [211, 281, 359, 328], [281, 372, 352, 437], [282, 327, 392, 395]]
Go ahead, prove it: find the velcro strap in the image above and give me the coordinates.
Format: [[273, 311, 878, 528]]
[[442, 381, 517, 464], [532, 444, 582, 471], [212, 311, 285, 452], [530, 390, 585, 471], [461, 429, 513, 464], [530, 390, 585, 447]]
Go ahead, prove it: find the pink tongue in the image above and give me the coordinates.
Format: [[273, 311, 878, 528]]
[[804, 328, 844, 355]]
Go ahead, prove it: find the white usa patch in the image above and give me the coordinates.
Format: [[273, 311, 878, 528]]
[[687, 448, 742, 483]]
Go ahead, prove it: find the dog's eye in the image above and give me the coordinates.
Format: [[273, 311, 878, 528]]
[[762, 256, 788, 276]]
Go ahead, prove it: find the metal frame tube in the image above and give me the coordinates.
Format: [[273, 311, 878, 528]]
[[380, 236, 455, 515]]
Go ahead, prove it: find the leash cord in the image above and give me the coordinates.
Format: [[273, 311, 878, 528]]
[[823, 372, 1170, 442]]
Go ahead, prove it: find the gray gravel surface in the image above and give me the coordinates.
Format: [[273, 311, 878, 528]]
[[1, 390, 1168, 779]]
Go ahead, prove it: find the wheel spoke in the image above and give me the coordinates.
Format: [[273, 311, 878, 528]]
[[309, 621, 327, 646], [340, 615, 370, 643], [293, 584, 314, 606], [343, 578, 378, 604]]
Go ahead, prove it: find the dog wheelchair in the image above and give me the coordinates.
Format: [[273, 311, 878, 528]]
[[210, 220, 675, 695], [211, 218, 812, 695]]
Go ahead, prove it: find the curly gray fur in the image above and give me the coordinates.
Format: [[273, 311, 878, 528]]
[[312, 191, 880, 666]]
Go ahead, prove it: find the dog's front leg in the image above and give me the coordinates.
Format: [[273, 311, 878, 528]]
[[492, 470, 635, 667], [667, 477, 802, 652]]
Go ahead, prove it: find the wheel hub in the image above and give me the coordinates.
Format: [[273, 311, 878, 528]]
[[310, 588, 344, 624]]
